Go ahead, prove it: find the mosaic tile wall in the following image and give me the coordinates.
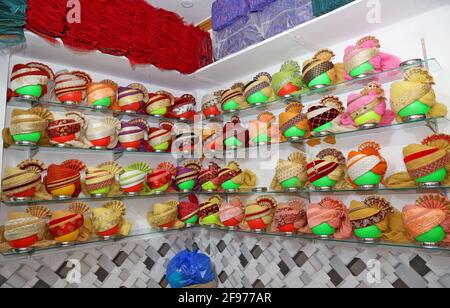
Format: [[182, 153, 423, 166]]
[[196, 229, 450, 288], [0, 228, 449, 288]]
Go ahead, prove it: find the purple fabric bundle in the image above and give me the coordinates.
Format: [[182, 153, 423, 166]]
[[258, 0, 313, 38], [212, 0, 249, 31], [247, 0, 276, 12]]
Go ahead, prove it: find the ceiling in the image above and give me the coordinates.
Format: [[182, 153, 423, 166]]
[[146, 0, 213, 25]]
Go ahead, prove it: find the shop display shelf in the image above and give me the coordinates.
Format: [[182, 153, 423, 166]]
[[306, 186, 450, 195], [4, 143, 193, 160], [7, 97, 194, 125], [3, 185, 447, 207], [1, 189, 310, 207], [222, 116, 448, 157], [3, 224, 450, 257], [0, 227, 179, 257], [4, 116, 447, 160], [205, 58, 441, 122], [207, 226, 450, 252]]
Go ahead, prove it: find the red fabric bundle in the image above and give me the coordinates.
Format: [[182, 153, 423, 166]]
[[62, 0, 104, 51], [26, 0, 212, 74], [26, 0, 67, 39], [98, 0, 134, 56], [128, 1, 159, 65]]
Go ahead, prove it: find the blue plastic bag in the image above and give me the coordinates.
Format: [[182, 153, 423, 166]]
[[166, 249, 215, 288]]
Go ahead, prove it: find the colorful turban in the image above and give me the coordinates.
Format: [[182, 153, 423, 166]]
[[145, 91, 174, 115], [302, 49, 344, 88], [202, 93, 222, 118], [341, 82, 395, 127], [279, 102, 310, 138], [45, 160, 85, 197], [271, 198, 309, 233], [307, 198, 352, 239], [92, 201, 130, 236], [348, 196, 393, 231], [403, 195, 449, 241], [147, 162, 175, 191], [271, 60, 304, 97], [10, 62, 54, 98], [245, 195, 277, 229], [146, 121, 173, 152], [344, 36, 401, 80], [118, 119, 149, 150], [175, 161, 201, 190], [178, 194, 200, 224], [3, 207, 49, 247], [2, 159, 46, 199], [243, 72, 274, 104], [307, 96, 345, 132], [346, 142, 387, 186], [8, 107, 53, 141], [223, 116, 249, 148], [307, 148, 346, 184], [198, 162, 221, 187], [119, 162, 151, 193], [83, 117, 120, 149], [403, 134, 450, 181], [219, 197, 245, 227], [87, 80, 118, 108], [54, 70, 91, 103], [117, 83, 148, 112], [215, 161, 257, 190], [248, 112, 277, 145], [85, 161, 123, 194], [202, 124, 223, 152], [199, 195, 222, 225], [167, 94, 197, 120], [47, 112, 85, 146], [271, 152, 307, 189], [49, 202, 90, 242], [390, 68, 447, 122], [148, 201, 184, 229], [220, 83, 249, 111]]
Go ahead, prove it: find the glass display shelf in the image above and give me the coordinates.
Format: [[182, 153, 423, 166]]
[[4, 117, 447, 159], [205, 58, 440, 122], [207, 226, 450, 252], [221, 117, 448, 157], [0, 227, 179, 257], [4, 143, 190, 159], [3, 224, 449, 257], [1, 189, 308, 206], [3, 185, 447, 207], [306, 185, 450, 195], [7, 97, 194, 124]]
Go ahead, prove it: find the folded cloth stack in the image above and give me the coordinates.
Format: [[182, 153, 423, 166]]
[[0, 0, 27, 49]]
